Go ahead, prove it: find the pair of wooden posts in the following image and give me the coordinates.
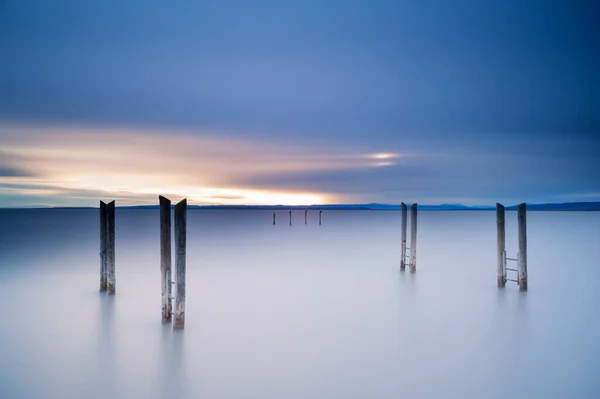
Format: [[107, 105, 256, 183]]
[[302, 210, 323, 225], [99, 201, 116, 294], [496, 203, 527, 291], [99, 198, 188, 328], [160, 196, 187, 329], [400, 203, 418, 273]]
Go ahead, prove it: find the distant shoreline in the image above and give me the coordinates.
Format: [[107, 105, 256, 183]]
[[1, 202, 599, 212]]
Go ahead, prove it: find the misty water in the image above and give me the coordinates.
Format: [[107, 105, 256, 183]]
[[0, 209, 599, 398]]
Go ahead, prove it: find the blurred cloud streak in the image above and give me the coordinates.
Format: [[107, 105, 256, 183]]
[[0, 123, 404, 206]]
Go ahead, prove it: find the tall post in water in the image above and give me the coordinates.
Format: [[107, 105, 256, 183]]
[[174, 199, 187, 329], [518, 203, 528, 291], [319, 210, 322, 226], [305, 210, 308, 225], [410, 203, 417, 273], [400, 203, 407, 271], [273, 213, 276, 225], [106, 201, 116, 295], [99, 201, 108, 292], [496, 203, 506, 287], [289, 210, 292, 226], [160, 196, 172, 322]]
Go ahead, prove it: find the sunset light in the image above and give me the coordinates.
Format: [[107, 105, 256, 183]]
[[0, 123, 342, 207], [370, 153, 399, 160]]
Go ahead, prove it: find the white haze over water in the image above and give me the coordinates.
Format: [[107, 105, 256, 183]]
[[0, 209, 599, 398]]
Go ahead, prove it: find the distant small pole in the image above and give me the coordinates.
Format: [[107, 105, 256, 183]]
[[99, 201, 108, 292], [273, 213, 276, 225], [174, 199, 187, 329], [305, 210, 308, 225], [496, 203, 506, 287], [319, 210, 322, 225], [518, 203, 527, 291], [400, 202, 407, 271], [289, 210, 292, 226], [106, 201, 116, 295], [160, 196, 172, 322], [410, 203, 417, 273]]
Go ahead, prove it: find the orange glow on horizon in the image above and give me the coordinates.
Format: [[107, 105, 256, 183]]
[[134, 186, 329, 206], [0, 123, 357, 206]]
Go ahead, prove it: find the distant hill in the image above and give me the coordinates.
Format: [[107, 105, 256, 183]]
[[3, 202, 599, 211], [504, 202, 600, 211], [118, 202, 600, 211]]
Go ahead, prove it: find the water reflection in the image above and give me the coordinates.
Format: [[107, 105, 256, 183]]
[[96, 293, 117, 398], [157, 324, 187, 398], [172, 330, 187, 398]]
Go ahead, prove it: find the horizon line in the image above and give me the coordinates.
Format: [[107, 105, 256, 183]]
[[2, 201, 600, 210]]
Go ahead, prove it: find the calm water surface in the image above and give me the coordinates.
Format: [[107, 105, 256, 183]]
[[0, 209, 599, 398]]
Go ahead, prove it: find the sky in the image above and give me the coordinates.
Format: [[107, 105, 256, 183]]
[[0, 0, 598, 207]]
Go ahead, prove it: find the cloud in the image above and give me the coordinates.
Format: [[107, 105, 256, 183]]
[[206, 195, 247, 200], [1, 121, 598, 207], [236, 163, 435, 194], [0, 122, 405, 206], [0, 150, 36, 177], [0, 165, 33, 177]]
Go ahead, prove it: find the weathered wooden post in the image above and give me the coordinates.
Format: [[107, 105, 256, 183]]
[[160, 196, 172, 322], [99, 201, 108, 292], [289, 210, 292, 226], [410, 203, 417, 273], [174, 199, 187, 329], [273, 213, 276, 225], [400, 202, 407, 271], [319, 210, 322, 225], [496, 203, 506, 287], [305, 210, 308, 225], [106, 200, 116, 295], [518, 203, 527, 291]]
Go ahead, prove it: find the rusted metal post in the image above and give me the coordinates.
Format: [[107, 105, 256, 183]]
[[496, 203, 506, 287], [160, 196, 172, 322], [518, 203, 527, 291], [410, 203, 417, 273], [319, 210, 322, 225], [305, 210, 308, 225], [106, 201, 116, 295], [174, 199, 187, 329], [99, 201, 108, 292], [400, 202, 407, 271]]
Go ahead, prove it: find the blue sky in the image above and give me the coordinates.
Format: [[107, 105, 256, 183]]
[[0, 0, 598, 206]]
